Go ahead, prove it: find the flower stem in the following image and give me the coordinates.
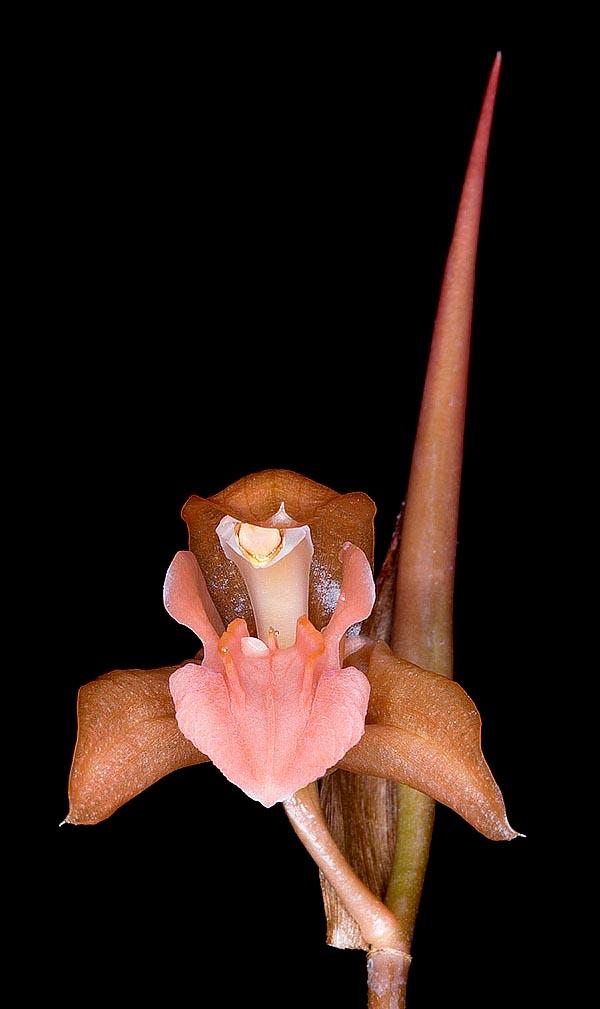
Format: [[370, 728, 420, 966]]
[[284, 783, 405, 953]]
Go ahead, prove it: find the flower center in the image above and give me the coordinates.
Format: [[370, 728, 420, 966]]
[[216, 509, 314, 649], [235, 523, 284, 566]]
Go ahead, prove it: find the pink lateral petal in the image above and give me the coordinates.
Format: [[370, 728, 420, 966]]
[[163, 551, 223, 662], [322, 543, 376, 660], [169, 617, 370, 806]]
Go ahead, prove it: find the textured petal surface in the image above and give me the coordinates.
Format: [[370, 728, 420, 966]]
[[337, 642, 518, 841], [67, 664, 208, 825], [170, 618, 370, 807], [182, 469, 376, 634]]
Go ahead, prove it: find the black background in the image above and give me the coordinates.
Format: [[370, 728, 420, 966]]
[[29, 21, 559, 1008]]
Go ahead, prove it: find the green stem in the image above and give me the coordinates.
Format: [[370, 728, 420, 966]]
[[384, 788, 436, 948]]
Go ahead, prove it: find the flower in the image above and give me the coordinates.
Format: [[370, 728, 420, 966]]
[[66, 468, 516, 842], [62, 55, 520, 1009]]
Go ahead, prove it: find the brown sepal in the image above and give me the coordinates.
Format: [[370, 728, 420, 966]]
[[182, 469, 376, 633], [338, 642, 519, 841], [66, 663, 208, 825]]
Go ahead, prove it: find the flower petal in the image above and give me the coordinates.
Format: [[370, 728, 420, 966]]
[[163, 550, 223, 663], [66, 665, 209, 825], [182, 469, 376, 633], [308, 494, 375, 629], [170, 618, 370, 807], [337, 642, 519, 841], [322, 542, 376, 661]]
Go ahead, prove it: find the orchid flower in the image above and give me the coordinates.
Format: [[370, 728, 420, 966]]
[[66, 469, 514, 842], [64, 54, 520, 1009]]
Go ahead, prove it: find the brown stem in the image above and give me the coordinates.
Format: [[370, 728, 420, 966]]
[[367, 948, 411, 1009], [386, 51, 502, 955]]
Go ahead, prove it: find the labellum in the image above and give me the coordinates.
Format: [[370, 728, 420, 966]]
[[165, 538, 374, 807]]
